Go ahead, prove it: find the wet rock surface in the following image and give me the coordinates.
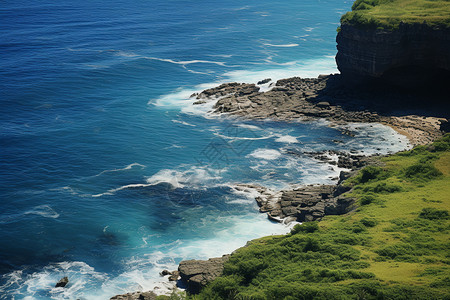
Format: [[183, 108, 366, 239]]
[[178, 255, 230, 294], [55, 277, 68, 288], [110, 291, 157, 300], [193, 74, 448, 146]]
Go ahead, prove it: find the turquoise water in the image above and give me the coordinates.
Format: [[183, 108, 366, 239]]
[[0, 1, 410, 299]]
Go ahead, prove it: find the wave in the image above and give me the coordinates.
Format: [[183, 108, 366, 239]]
[[171, 119, 196, 127], [275, 135, 299, 143], [92, 163, 146, 177], [213, 132, 274, 141], [24, 205, 60, 219], [149, 56, 338, 116], [264, 43, 299, 47], [248, 149, 282, 160], [144, 57, 226, 67], [92, 166, 225, 197], [0, 205, 59, 224]]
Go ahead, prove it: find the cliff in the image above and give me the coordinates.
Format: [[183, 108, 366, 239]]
[[336, 23, 450, 85]]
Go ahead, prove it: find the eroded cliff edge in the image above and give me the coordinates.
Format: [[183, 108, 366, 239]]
[[336, 23, 450, 86]]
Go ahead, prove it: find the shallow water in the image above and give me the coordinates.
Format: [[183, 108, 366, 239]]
[[0, 0, 410, 298]]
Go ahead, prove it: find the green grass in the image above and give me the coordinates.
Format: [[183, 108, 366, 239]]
[[190, 134, 450, 300], [340, 0, 450, 30]]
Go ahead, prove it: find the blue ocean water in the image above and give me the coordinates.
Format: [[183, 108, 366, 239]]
[[0, 1, 411, 299]]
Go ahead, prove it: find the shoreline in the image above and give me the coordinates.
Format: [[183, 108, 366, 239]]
[[112, 73, 448, 299]]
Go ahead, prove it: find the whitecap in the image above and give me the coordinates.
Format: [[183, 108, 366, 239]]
[[24, 205, 59, 219], [264, 43, 299, 47], [248, 149, 282, 160], [93, 163, 146, 177], [275, 135, 298, 143], [148, 56, 338, 115], [144, 57, 226, 67], [92, 166, 225, 197], [171, 119, 196, 127]]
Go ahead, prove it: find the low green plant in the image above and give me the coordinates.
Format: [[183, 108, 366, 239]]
[[419, 208, 449, 220]]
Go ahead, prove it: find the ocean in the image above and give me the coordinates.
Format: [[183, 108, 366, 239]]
[[0, 0, 410, 299]]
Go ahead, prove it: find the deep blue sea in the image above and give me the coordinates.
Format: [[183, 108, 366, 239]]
[[0, 1, 410, 299]]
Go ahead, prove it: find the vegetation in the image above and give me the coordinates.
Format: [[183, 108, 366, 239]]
[[189, 134, 450, 299], [340, 0, 450, 30]]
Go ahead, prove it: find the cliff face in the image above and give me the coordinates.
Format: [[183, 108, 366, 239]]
[[336, 23, 450, 84]]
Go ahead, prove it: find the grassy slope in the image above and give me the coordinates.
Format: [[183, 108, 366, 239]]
[[188, 135, 450, 300], [340, 0, 450, 29]]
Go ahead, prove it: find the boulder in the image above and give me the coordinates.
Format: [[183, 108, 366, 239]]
[[55, 277, 68, 288], [178, 255, 230, 294], [110, 291, 157, 300]]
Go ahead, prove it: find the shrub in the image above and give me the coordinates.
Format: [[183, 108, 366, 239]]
[[360, 217, 377, 227], [360, 194, 376, 205], [402, 163, 442, 181], [358, 166, 385, 183], [419, 208, 449, 220], [363, 182, 402, 193], [291, 222, 319, 234]]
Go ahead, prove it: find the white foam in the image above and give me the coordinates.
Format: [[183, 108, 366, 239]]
[[92, 166, 225, 197], [213, 132, 274, 141], [149, 55, 338, 115], [264, 43, 299, 47], [24, 205, 59, 219], [275, 135, 298, 143], [336, 123, 412, 155], [171, 119, 196, 127], [93, 163, 146, 177], [248, 149, 282, 160], [144, 57, 226, 67]]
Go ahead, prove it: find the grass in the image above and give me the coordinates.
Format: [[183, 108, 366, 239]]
[[340, 0, 450, 30], [187, 134, 450, 300]]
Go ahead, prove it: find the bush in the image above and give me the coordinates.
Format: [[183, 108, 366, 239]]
[[419, 208, 449, 220], [402, 163, 442, 181], [363, 182, 402, 193], [360, 217, 377, 227], [360, 194, 376, 205], [358, 166, 385, 183], [291, 222, 319, 234]]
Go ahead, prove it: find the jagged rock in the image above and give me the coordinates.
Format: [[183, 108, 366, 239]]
[[257, 78, 271, 85], [178, 255, 230, 294], [258, 184, 355, 222], [55, 277, 68, 288], [168, 271, 180, 281], [110, 291, 157, 300], [160, 270, 171, 276]]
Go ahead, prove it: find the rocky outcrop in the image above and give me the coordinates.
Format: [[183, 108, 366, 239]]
[[192, 75, 447, 145], [178, 255, 230, 294], [256, 183, 354, 223], [55, 277, 68, 288], [110, 291, 157, 300], [336, 23, 450, 85]]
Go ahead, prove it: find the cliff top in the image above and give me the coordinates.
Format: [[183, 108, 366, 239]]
[[341, 0, 450, 30]]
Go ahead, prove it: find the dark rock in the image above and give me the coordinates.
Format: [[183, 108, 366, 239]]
[[55, 277, 68, 288], [316, 101, 330, 108], [160, 270, 172, 276], [110, 291, 157, 300], [257, 78, 271, 85], [168, 271, 180, 281], [178, 255, 230, 294], [336, 23, 450, 88]]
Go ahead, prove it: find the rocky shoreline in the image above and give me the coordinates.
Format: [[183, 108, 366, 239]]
[[112, 74, 448, 299], [193, 74, 447, 145]]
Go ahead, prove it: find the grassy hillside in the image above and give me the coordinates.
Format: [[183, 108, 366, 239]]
[[340, 0, 450, 29], [187, 134, 450, 299]]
